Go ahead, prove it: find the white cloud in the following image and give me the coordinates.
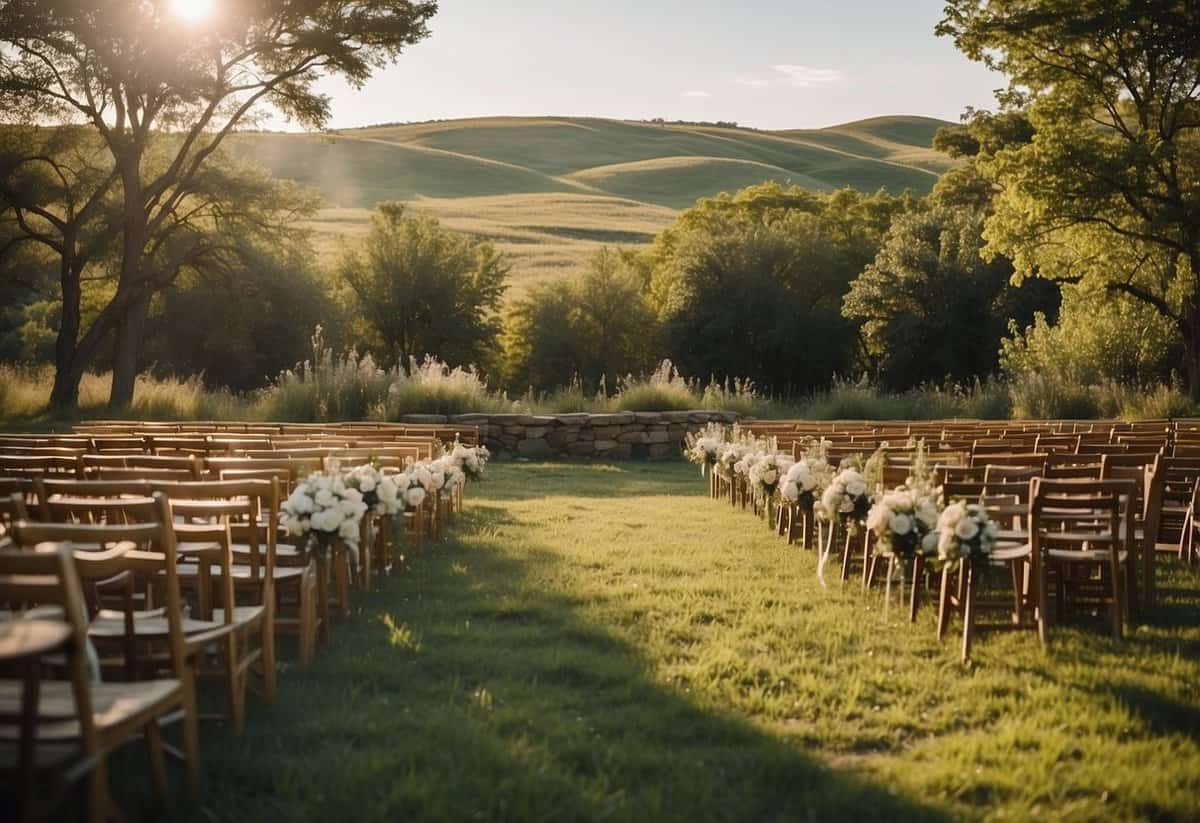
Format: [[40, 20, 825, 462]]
[[732, 74, 769, 88], [682, 90, 712, 98], [771, 64, 844, 88]]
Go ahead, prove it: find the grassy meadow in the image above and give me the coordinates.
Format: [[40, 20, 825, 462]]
[[230, 115, 952, 291], [109, 462, 1200, 822]]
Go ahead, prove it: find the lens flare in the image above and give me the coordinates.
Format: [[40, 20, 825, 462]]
[[170, 0, 215, 22]]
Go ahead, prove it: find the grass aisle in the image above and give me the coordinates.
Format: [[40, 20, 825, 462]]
[[157, 463, 1199, 822]]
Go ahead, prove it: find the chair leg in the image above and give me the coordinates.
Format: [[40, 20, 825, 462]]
[[937, 568, 952, 641], [1037, 568, 1049, 649], [261, 591, 277, 701], [1009, 559, 1024, 624], [1110, 555, 1124, 639], [144, 719, 169, 804], [85, 757, 110, 823], [961, 561, 977, 663], [224, 636, 245, 735], [180, 680, 202, 797]]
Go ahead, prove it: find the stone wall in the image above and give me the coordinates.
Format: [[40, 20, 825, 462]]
[[396, 411, 739, 460]]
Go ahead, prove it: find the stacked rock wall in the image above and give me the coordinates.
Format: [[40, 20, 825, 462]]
[[396, 411, 738, 460]]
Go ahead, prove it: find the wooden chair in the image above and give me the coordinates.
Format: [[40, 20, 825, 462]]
[[1029, 478, 1136, 645], [0, 542, 198, 821], [19, 491, 263, 735], [6, 501, 204, 798], [936, 493, 1034, 662], [152, 479, 318, 664]]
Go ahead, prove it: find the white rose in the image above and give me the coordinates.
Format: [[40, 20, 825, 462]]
[[339, 519, 360, 541], [915, 501, 939, 529], [955, 516, 980, 541], [286, 490, 314, 514], [314, 489, 335, 509], [846, 477, 867, 498], [889, 512, 913, 536], [343, 487, 363, 504], [782, 480, 799, 502], [867, 503, 889, 532], [405, 487, 427, 508], [358, 475, 376, 493], [839, 497, 855, 513]]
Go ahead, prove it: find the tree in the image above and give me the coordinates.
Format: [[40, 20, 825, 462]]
[[1, 131, 320, 402], [0, 0, 437, 408], [648, 183, 916, 392], [843, 206, 1058, 388], [143, 220, 330, 392], [0, 125, 120, 405], [339, 203, 508, 371], [502, 248, 657, 392], [938, 0, 1200, 395]]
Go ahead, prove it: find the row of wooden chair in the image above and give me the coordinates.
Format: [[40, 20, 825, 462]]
[[709, 426, 1194, 662], [0, 429, 471, 821]]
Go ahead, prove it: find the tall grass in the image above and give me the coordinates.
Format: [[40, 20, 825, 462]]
[[2, 353, 1196, 426]]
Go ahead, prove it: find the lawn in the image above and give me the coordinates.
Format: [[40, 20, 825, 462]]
[[125, 462, 1200, 822]]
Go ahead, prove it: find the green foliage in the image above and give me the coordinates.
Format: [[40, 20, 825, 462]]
[[939, 0, 1200, 392], [1001, 286, 1182, 387], [649, 183, 916, 393], [503, 248, 656, 392], [844, 205, 1058, 388], [339, 202, 509, 371]]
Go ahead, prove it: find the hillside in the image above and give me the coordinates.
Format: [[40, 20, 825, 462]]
[[229, 115, 954, 292]]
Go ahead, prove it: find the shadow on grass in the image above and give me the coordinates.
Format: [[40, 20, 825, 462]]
[[109, 497, 953, 823]]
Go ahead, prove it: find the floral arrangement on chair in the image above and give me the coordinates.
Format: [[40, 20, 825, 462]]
[[449, 442, 490, 480], [685, 424, 725, 474], [933, 502, 998, 570], [342, 463, 402, 516], [282, 471, 369, 559], [865, 486, 941, 560], [817, 467, 872, 529]]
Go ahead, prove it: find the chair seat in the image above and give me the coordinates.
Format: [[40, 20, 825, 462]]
[[88, 605, 262, 639], [0, 678, 181, 746], [175, 540, 223, 557], [991, 543, 1032, 562], [1046, 547, 1129, 563], [175, 562, 307, 584]]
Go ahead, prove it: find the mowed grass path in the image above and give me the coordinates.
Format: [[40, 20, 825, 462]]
[[151, 463, 1199, 822]]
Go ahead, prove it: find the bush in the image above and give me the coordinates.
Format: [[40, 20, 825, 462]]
[[612, 361, 699, 412], [381, 357, 517, 418], [253, 329, 394, 423]]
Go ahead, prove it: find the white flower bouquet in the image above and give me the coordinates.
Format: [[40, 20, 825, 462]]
[[748, 452, 788, 501], [780, 455, 831, 508], [934, 502, 998, 570], [865, 486, 941, 560], [343, 463, 402, 516], [448, 442, 489, 481], [816, 467, 872, 530], [282, 471, 370, 559], [390, 467, 431, 511], [684, 423, 725, 474]]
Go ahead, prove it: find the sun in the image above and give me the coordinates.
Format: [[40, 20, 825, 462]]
[[170, 0, 215, 22]]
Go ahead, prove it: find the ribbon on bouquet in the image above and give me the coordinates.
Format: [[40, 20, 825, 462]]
[[882, 555, 905, 620], [816, 518, 835, 588]]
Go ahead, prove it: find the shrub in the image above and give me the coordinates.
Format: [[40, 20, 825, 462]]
[[253, 329, 394, 423], [612, 361, 698, 412], [382, 357, 517, 418]]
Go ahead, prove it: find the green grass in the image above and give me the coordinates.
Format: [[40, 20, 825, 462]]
[[108, 462, 1200, 822]]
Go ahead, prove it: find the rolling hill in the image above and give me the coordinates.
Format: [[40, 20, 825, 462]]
[[229, 115, 954, 293]]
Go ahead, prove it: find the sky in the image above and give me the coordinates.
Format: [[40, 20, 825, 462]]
[[302, 0, 1003, 131]]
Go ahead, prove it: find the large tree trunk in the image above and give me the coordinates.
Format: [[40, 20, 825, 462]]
[[108, 158, 148, 410], [109, 291, 150, 410], [48, 246, 83, 412]]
